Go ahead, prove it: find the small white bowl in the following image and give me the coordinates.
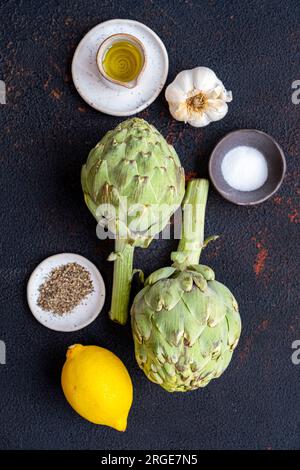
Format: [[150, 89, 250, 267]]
[[27, 253, 105, 332], [72, 19, 169, 116]]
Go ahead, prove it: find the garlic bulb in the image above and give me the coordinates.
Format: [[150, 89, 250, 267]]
[[165, 67, 232, 127]]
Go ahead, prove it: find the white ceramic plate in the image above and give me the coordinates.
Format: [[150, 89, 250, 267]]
[[72, 19, 169, 116], [27, 253, 105, 332]]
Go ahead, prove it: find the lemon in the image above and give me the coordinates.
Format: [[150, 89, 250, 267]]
[[61, 344, 133, 431]]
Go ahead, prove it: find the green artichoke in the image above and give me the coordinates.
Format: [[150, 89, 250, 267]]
[[81, 118, 185, 324], [131, 179, 241, 392]]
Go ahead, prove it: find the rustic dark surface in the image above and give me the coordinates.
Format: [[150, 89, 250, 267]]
[[0, 0, 299, 450]]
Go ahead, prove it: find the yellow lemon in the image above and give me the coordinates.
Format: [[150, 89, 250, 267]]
[[61, 344, 133, 431]]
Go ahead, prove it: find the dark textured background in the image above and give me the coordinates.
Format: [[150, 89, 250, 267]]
[[0, 0, 299, 450]]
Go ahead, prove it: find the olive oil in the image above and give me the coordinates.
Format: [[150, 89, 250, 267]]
[[102, 41, 143, 83]]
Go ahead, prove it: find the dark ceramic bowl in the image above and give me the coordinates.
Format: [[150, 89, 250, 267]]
[[209, 129, 286, 205]]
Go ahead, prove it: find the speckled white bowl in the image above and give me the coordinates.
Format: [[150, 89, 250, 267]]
[[72, 19, 169, 116], [27, 253, 105, 332]]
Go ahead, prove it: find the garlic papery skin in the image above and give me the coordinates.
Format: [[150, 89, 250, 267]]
[[165, 67, 232, 127]]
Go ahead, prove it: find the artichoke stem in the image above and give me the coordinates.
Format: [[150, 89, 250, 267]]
[[109, 240, 134, 325], [176, 179, 209, 266]]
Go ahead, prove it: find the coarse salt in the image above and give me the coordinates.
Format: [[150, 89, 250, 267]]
[[221, 145, 268, 192]]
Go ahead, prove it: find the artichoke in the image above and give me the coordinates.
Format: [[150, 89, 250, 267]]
[[81, 118, 185, 324], [131, 179, 241, 392]]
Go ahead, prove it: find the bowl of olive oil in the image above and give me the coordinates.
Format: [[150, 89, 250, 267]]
[[97, 33, 146, 89]]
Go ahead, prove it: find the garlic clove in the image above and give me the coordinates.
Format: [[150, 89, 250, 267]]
[[168, 102, 189, 122], [192, 66, 219, 93], [188, 113, 212, 127], [205, 100, 228, 121], [173, 70, 194, 94], [209, 85, 233, 103], [165, 82, 186, 103]]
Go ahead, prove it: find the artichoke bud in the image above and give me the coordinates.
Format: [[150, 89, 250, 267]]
[[131, 179, 241, 392], [81, 118, 185, 249]]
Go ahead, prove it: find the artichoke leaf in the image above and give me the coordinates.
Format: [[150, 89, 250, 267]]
[[92, 160, 109, 201], [168, 144, 182, 166], [132, 268, 145, 284], [124, 134, 147, 158], [134, 342, 147, 363], [131, 293, 154, 341], [136, 150, 157, 176], [209, 280, 239, 311], [152, 301, 185, 347], [196, 357, 219, 382], [214, 349, 233, 377], [107, 252, 119, 262], [110, 127, 128, 144], [145, 267, 176, 286], [181, 288, 209, 327], [225, 308, 242, 348], [110, 158, 138, 190], [198, 322, 226, 358], [189, 264, 215, 281], [144, 279, 184, 311], [162, 362, 176, 379], [127, 205, 158, 234], [164, 158, 184, 187], [191, 272, 207, 291], [144, 327, 175, 365], [202, 235, 219, 249], [102, 140, 126, 163], [149, 166, 168, 204], [185, 342, 211, 373], [81, 165, 89, 194], [123, 174, 158, 206], [98, 182, 114, 206], [159, 184, 180, 206], [206, 286, 227, 326], [182, 309, 204, 347], [148, 371, 163, 385], [177, 271, 194, 292], [85, 145, 104, 174], [83, 193, 99, 221]]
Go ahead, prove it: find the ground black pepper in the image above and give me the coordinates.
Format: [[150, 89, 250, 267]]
[[37, 262, 94, 315]]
